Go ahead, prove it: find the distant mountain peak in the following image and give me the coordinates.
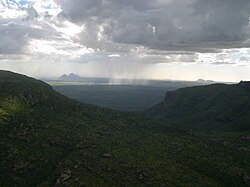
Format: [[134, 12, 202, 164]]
[[197, 79, 214, 83], [59, 73, 83, 81], [69, 73, 77, 76]]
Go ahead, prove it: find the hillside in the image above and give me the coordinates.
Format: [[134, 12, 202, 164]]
[[0, 70, 250, 186], [145, 83, 250, 132]]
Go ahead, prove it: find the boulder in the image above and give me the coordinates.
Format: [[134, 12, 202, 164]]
[[103, 154, 112, 158], [55, 169, 72, 185]]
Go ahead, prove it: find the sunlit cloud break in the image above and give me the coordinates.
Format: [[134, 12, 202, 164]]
[[0, 0, 250, 82]]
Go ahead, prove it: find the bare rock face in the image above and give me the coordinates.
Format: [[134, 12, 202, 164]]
[[103, 153, 112, 158], [54, 169, 72, 186], [239, 81, 250, 89]]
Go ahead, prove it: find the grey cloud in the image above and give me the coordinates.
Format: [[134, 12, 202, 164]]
[[0, 8, 43, 54], [165, 54, 198, 63], [0, 20, 62, 54], [0, 11, 80, 55], [212, 61, 236, 65], [1, 0, 250, 73], [239, 56, 250, 62], [55, 0, 250, 53], [0, 22, 30, 54], [192, 0, 250, 42], [54, 0, 103, 22]]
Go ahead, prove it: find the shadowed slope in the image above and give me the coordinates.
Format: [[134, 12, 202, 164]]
[[146, 83, 250, 132]]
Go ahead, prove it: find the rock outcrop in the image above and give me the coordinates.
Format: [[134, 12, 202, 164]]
[[239, 81, 250, 89]]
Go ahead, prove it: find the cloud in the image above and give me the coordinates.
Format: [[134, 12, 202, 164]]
[[1, 0, 250, 57], [0, 0, 250, 81], [0, 23, 28, 54], [0, 0, 89, 56], [55, 0, 250, 53]]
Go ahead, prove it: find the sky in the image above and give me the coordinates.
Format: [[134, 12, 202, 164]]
[[0, 0, 250, 82]]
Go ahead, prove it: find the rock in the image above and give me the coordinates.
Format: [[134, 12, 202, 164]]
[[240, 136, 250, 142], [244, 175, 250, 186], [87, 166, 94, 171], [237, 147, 248, 152], [138, 173, 144, 181], [61, 173, 71, 182], [56, 169, 72, 185], [12, 162, 28, 172], [103, 154, 112, 158]]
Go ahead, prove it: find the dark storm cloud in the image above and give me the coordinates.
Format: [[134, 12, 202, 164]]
[[55, 0, 250, 53]]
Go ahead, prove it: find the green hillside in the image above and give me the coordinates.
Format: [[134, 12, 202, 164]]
[[146, 83, 250, 132], [0, 70, 250, 186]]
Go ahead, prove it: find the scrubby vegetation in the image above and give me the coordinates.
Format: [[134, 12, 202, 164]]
[[0, 70, 250, 186], [146, 83, 250, 132]]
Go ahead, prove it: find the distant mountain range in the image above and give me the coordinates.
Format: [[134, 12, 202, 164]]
[[59, 73, 83, 81], [59, 73, 110, 84], [58, 73, 218, 86], [196, 79, 215, 83]]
